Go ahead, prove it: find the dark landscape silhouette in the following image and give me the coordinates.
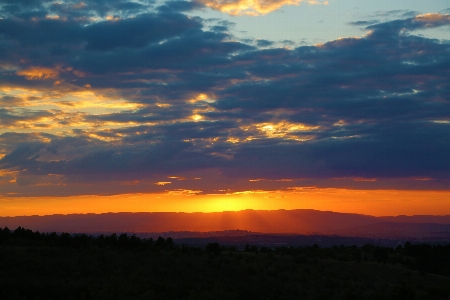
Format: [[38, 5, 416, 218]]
[[2, 209, 450, 243], [1, 226, 450, 299]]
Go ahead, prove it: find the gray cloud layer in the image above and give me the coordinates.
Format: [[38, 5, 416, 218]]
[[1, 1, 450, 196]]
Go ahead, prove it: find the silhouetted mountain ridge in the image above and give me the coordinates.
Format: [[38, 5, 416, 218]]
[[1, 209, 450, 241], [336, 222, 450, 239]]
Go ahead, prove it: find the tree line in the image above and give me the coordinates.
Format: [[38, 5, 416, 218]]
[[1, 226, 450, 299], [1, 226, 450, 277]]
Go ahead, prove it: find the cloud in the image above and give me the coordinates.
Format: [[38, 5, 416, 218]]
[[0, 142, 46, 169], [196, 0, 328, 16], [414, 13, 450, 27], [158, 0, 204, 12], [16, 67, 59, 80], [1, 6, 450, 196], [256, 39, 274, 47], [84, 12, 202, 51], [366, 13, 450, 37], [0, 96, 27, 107], [225, 121, 450, 180], [0, 0, 154, 19], [0, 108, 54, 128], [348, 20, 379, 27]]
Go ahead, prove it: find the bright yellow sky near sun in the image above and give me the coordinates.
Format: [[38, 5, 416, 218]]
[[1, 189, 450, 217]]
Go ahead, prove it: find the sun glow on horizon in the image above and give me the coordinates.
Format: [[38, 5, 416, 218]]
[[201, 194, 261, 212], [1, 189, 450, 218]]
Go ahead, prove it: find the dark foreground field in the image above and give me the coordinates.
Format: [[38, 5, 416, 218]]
[[1, 227, 450, 300]]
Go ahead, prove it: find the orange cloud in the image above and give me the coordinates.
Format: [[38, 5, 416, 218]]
[[237, 121, 318, 142], [72, 2, 86, 9], [414, 13, 450, 27], [197, 0, 328, 16], [352, 177, 377, 182], [16, 67, 59, 80], [155, 182, 172, 186]]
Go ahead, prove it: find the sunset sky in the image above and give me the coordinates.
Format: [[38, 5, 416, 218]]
[[1, 0, 450, 217]]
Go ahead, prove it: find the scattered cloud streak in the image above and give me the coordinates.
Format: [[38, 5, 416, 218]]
[[196, 0, 327, 16], [0, 0, 449, 197]]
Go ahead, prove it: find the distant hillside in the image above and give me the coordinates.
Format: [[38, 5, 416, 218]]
[[0, 210, 377, 234], [336, 222, 450, 240], [2, 209, 450, 241]]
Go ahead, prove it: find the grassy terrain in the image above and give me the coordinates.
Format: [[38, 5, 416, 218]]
[[1, 227, 450, 300]]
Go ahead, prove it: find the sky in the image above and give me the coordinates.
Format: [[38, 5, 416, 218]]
[[0, 0, 450, 217]]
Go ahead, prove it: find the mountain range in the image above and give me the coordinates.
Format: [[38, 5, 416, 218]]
[[1, 209, 450, 241]]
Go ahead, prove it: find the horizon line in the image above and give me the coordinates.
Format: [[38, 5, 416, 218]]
[[2, 208, 450, 218]]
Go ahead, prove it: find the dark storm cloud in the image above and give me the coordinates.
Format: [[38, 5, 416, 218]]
[[0, 142, 46, 169], [0, 108, 54, 127], [157, 0, 204, 12], [225, 121, 450, 179], [0, 0, 154, 18], [366, 14, 450, 36], [0, 96, 26, 107], [213, 17, 450, 116], [0, 0, 51, 14], [68, 29, 251, 79], [0, 11, 205, 64], [121, 120, 239, 142], [0, 138, 219, 179], [370, 10, 420, 20], [0, 132, 54, 149], [209, 25, 228, 32], [256, 39, 274, 47], [83, 108, 186, 124], [84, 12, 201, 51], [348, 20, 379, 26], [1, 3, 450, 195], [59, 141, 193, 174], [205, 15, 450, 182], [0, 17, 79, 47]]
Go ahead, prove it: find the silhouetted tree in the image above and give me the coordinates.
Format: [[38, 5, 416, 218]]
[[259, 246, 271, 253], [59, 232, 72, 247], [128, 234, 141, 249], [155, 236, 165, 247], [373, 247, 389, 263], [118, 233, 129, 248], [165, 237, 174, 249], [0, 227, 11, 243], [206, 242, 221, 255]]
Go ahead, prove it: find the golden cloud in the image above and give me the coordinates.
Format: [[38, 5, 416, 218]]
[[72, 2, 86, 9], [45, 15, 61, 20], [167, 189, 202, 195], [168, 176, 187, 180], [352, 177, 377, 182], [106, 16, 121, 21], [197, 0, 328, 16], [155, 181, 172, 186], [16, 67, 59, 80], [415, 13, 450, 25], [250, 121, 319, 140]]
